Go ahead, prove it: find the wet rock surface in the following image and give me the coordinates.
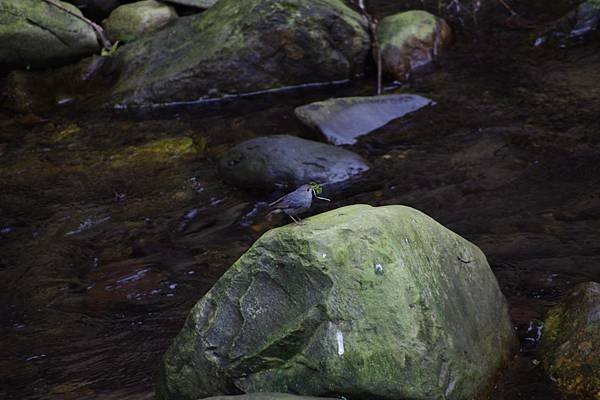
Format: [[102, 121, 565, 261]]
[[103, 0, 178, 43], [101, 0, 370, 107], [160, 205, 514, 400], [377, 11, 451, 81], [295, 95, 434, 145], [541, 282, 600, 399], [219, 135, 369, 192], [0, 0, 100, 70]]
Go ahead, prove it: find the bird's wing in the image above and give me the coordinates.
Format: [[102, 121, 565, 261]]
[[269, 193, 289, 208], [269, 191, 305, 209]]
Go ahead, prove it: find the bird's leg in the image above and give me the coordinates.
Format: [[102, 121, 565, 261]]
[[289, 214, 304, 225]]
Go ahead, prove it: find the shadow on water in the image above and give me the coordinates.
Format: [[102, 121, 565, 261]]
[[1, 2, 600, 399]]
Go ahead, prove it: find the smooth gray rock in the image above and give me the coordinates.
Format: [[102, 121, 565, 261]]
[[0, 0, 100, 70], [295, 94, 434, 145], [219, 135, 369, 191], [103, 0, 178, 43], [159, 205, 515, 400]]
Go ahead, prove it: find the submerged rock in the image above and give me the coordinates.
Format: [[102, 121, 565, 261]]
[[295, 95, 434, 145], [0, 0, 100, 71], [162, 0, 218, 9], [103, 0, 178, 43], [219, 135, 369, 192], [110, 136, 204, 167], [377, 10, 451, 81], [542, 282, 600, 399], [159, 204, 514, 400], [102, 0, 370, 107]]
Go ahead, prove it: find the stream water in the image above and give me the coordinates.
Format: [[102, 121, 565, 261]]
[[1, 2, 599, 399]]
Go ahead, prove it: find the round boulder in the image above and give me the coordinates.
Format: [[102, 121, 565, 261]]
[[377, 10, 451, 81], [0, 0, 100, 70], [103, 0, 178, 43], [219, 135, 370, 191], [159, 205, 515, 400], [542, 282, 600, 399]]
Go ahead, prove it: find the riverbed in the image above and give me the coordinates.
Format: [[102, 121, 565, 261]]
[[1, 2, 599, 399]]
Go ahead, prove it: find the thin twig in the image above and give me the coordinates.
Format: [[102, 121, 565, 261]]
[[41, 0, 112, 49], [497, 0, 518, 16], [354, 0, 382, 95]]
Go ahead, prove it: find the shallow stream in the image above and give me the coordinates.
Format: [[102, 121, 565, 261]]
[[1, 2, 599, 399]]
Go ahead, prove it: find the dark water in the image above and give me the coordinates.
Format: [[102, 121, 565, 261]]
[[1, 2, 600, 399]]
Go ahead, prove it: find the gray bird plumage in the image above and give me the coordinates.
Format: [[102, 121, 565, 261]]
[[269, 184, 314, 224], [269, 184, 331, 224]]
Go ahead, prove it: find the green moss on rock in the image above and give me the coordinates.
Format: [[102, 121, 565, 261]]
[[103, 0, 178, 43], [542, 282, 600, 399], [104, 0, 370, 106], [110, 136, 203, 167], [159, 205, 514, 400], [377, 10, 451, 81], [0, 0, 99, 70]]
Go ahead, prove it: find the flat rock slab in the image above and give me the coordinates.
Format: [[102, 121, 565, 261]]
[[295, 94, 434, 145], [219, 135, 369, 192]]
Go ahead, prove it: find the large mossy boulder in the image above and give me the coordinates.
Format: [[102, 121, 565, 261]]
[[295, 94, 434, 145], [103, 0, 178, 43], [219, 135, 369, 192], [159, 205, 514, 400], [542, 282, 600, 399], [377, 10, 451, 81], [0, 0, 100, 71], [102, 0, 370, 107]]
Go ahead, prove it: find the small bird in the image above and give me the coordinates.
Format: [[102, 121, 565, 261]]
[[269, 184, 330, 224]]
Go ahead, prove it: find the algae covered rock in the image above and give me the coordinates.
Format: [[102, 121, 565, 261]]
[[103, 0, 370, 107], [103, 0, 178, 43], [295, 94, 434, 145], [0, 0, 100, 70], [219, 135, 369, 192], [542, 282, 600, 399], [159, 205, 514, 400], [377, 10, 451, 81]]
